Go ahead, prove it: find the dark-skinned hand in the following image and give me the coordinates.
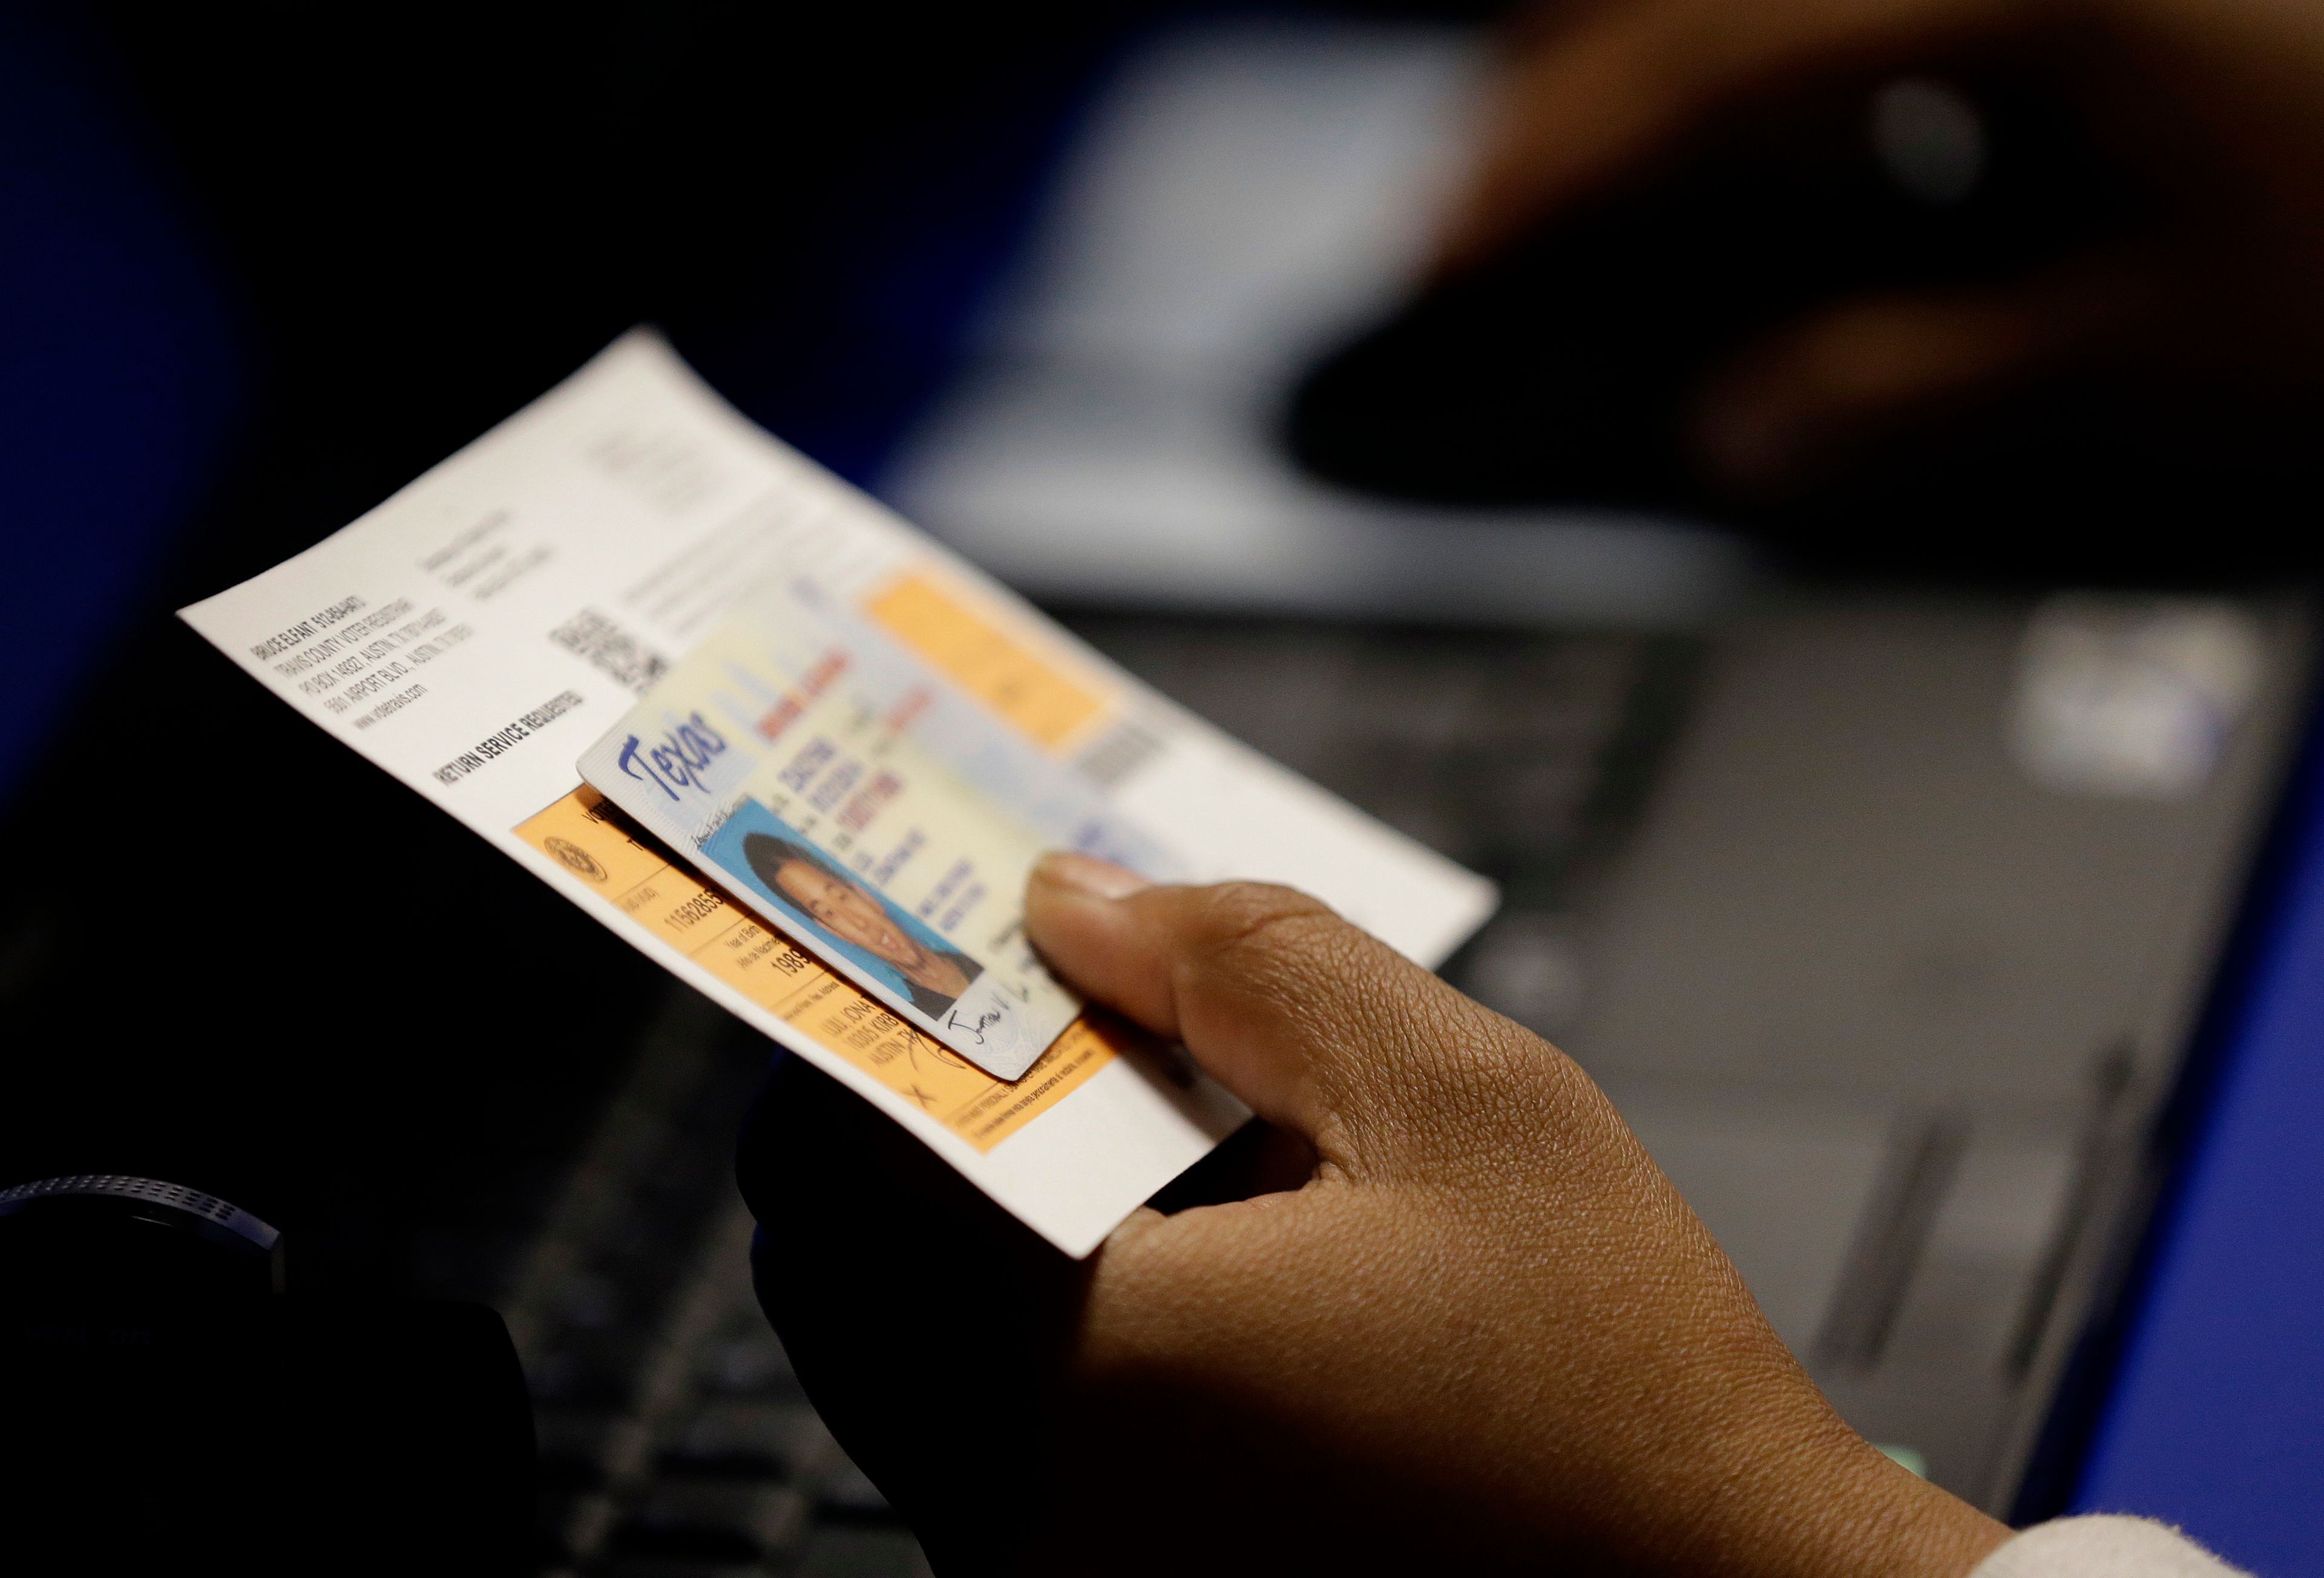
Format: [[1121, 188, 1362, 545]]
[[1438, 0, 2324, 493], [741, 854, 2009, 1576]]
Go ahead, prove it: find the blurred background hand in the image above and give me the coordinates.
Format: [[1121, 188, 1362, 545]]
[[743, 856, 2011, 1576], [1438, 0, 2324, 494]]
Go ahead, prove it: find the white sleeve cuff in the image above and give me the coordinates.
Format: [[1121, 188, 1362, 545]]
[[1973, 1516, 2250, 1578]]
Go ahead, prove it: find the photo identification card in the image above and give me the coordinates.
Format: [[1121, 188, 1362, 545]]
[[579, 574, 1182, 1079]]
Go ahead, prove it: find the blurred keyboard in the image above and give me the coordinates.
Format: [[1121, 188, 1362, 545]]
[[422, 618, 1678, 1576], [1065, 616, 1695, 1043]]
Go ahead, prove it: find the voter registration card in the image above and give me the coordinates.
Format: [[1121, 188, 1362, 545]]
[[580, 572, 1183, 1079], [178, 330, 1495, 1254]]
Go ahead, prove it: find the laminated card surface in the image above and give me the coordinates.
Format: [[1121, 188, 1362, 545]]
[[179, 332, 1495, 1254], [577, 568, 1186, 1079]]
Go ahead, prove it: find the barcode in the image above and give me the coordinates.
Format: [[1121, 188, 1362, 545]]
[[1074, 718, 1166, 790], [551, 607, 671, 695]]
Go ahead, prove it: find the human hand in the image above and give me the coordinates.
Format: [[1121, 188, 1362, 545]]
[[1436, 0, 2324, 493], [741, 856, 2009, 1575]]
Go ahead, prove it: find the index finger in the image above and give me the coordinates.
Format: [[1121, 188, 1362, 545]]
[[1439, 0, 2039, 270]]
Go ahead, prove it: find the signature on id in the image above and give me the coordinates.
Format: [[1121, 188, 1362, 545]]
[[947, 1006, 1006, 1045]]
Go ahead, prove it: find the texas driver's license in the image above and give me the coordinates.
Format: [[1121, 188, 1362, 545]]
[[579, 573, 1183, 1080]]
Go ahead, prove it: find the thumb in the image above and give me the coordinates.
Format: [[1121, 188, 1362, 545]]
[[1693, 254, 2158, 490], [1025, 853, 1453, 1170]]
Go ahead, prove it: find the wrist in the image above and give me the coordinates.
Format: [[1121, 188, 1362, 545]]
[[1604, 1369, 2010, 1578], [1725, 1415, 2012, 1578]]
